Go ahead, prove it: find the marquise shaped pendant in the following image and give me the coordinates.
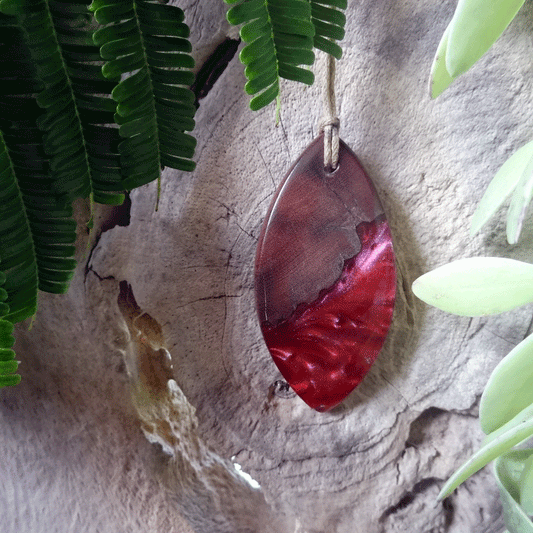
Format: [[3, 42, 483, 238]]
[[255, 134, 396, 412]]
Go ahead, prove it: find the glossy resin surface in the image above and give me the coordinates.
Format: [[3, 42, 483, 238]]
[[255, 135, 396, 411]]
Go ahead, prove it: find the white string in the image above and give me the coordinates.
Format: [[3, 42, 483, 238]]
[[318, 52, 339, 172]]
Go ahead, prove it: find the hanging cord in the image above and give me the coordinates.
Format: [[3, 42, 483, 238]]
[[318, 52, 340, 172]]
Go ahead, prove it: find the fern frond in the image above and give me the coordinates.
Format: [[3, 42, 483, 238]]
[[0, 121, 78, 320], [310, 0, 346, 59], [0, 0, 125, 205], [0, 13, 78, 302], [0, 270, 20, 388], [226, 0, 316, 110], [0, 332, 19, 388], [90, 0, 197, 190], [0, 294, 19, 388], [0, 1, 202, 386], [0, 129, 39, 323]]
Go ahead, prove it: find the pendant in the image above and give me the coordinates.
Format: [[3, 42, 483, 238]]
[[254, 134, 396, 412]]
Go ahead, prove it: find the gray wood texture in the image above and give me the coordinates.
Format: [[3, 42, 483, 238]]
[[3, 1, 533, 532]]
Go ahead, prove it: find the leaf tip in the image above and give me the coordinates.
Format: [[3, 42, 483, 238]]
[[429, 67, 454, 99], [437, 484, 455, 501], [410, 277, 423, 300]]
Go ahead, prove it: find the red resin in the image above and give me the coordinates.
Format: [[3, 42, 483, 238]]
[[255, 135, 396, 411], [261, 216, 395, 411]]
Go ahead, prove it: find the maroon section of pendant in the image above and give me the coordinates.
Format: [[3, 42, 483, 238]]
[[255, 134, 396, 412]]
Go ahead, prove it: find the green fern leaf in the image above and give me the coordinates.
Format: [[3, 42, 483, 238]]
[[0, 324, 19, 388], [226, 0, 316, 110], [227, 0, 347, 110], [0, 77, 78, 385], [0, 121, 78, 313], [0, 0, 125, 205], [0, 269, 19, 388], [90, 0, 197, 189], [0, 13, 78, 301], [310, 0, 346, 59], [0, 129, 39, 323], [0, 2, 202, 385]]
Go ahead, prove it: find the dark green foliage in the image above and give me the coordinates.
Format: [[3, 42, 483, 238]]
[[310, 0, 346, 59], [91, 0, 197, 188], [226, 0, 316, 110], [0, 323, 19, 387], [0, 10, 82, 333], [0, 121, 78, 326], [225, 0, 347, 110], [0, 268, 19, 387], [0, 20, 43, 325], [0, 1, 198, 387], [1, 0, 125, 204]]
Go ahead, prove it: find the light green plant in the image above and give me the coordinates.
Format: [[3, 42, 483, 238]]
[[414, 269, 533, 533], [413, 260, 533, 530], [431, 0, 532, 244], [417, 1, 533, 529]]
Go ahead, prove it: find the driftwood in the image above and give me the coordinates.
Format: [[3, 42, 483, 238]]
[[3, 1, 533, 531]]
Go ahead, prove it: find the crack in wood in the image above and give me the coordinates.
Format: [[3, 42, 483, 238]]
[[173, 293, 243, 311], [379, 477, 446, 521], [83, 196, 132, 283], [85, 265, 115, 283], [190, 38, 240, 107]]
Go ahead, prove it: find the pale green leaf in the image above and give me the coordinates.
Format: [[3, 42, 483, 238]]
[[480, 333, 533, 434], [429, 22, 454, 98], [412, 257, 533, 316], [519, 454, 533, 515], [446, 0, 525, 78], [507, 152, 533, 244], [495, 451, 533, 532], [438, 418, 533, 499], [471, 140, 533, 236], [483, 402, 533, 447]]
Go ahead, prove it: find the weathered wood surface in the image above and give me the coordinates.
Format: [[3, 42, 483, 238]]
[[3, 1, 533, 532]]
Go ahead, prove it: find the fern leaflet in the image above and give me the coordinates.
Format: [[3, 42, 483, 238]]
[[0, 0, 126, 205], [226, 0, 316, 110], [226, 0, 348, 110], [0, 270, 19, 388], [0, 10, 86, 385], [90, 0, 197, 190], [310, 0, 346, 59]]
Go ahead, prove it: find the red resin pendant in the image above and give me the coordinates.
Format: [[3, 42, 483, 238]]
[[255, 134, 396, 412]]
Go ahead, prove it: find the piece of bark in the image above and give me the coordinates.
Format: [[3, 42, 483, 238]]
[[3, 0, 533, 532]]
